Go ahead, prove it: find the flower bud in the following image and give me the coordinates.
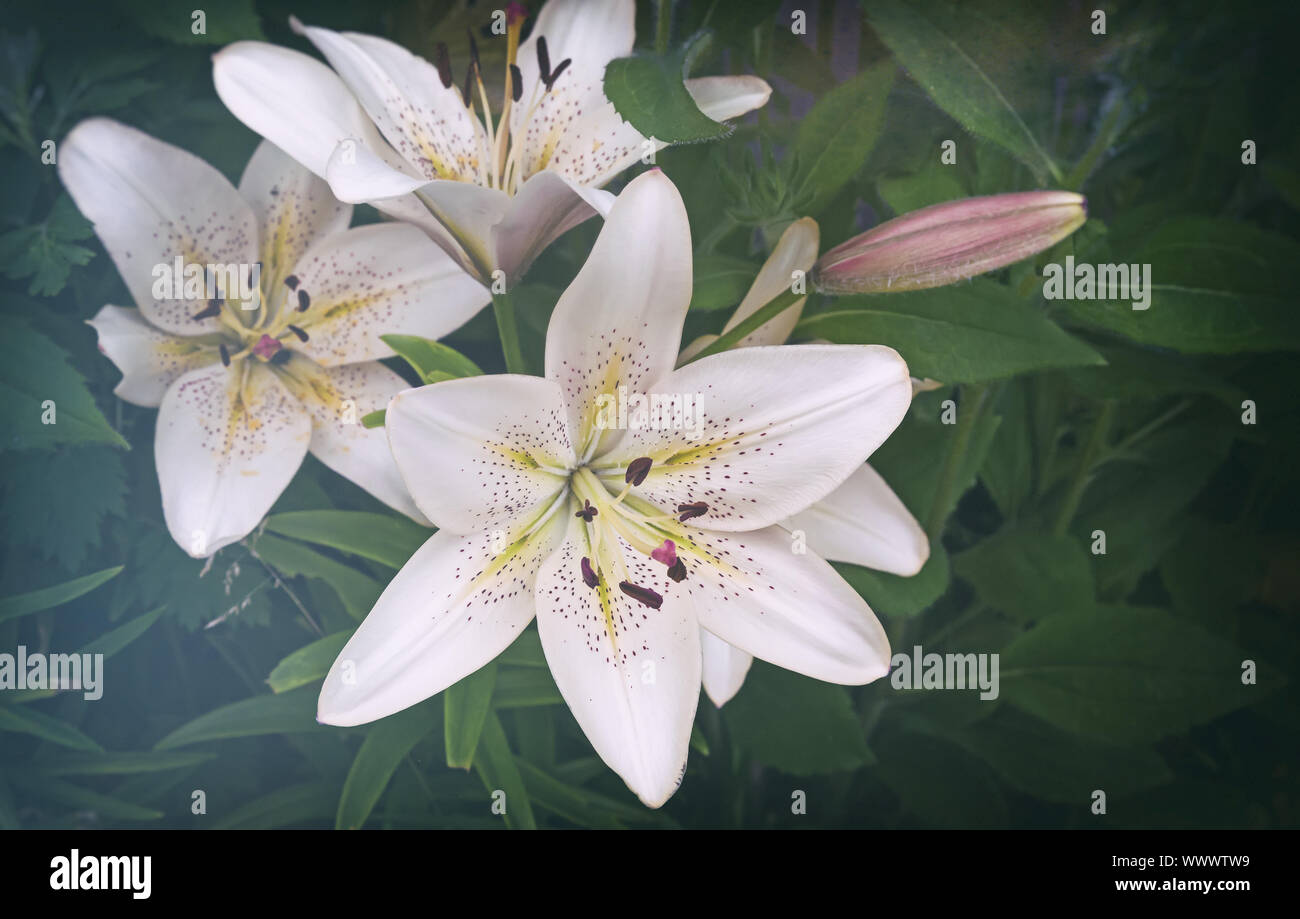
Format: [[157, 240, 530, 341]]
[[811, 191, 1087, 295]]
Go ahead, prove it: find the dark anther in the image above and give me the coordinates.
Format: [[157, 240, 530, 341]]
[[509, 63, 523, 102], [296, 289, 311, 312], [667, 559, 687, 583], [287, 324, 309, 342], [547, 58, 571, 87], [536, 36, 551, 85], [466, 30, 480, 69], [435, 42, 453, 89], [677, 501, 708, 522], [193, 301, 221, 321], [625, 457, 653, 486], [575, 499, 597, 522], [219, 344, 231, 367], [284, 274, 299, 291], [619, 581, 663, 610], [580, 556, 599, 589], [269, 349, 292, 366], [462, 59, 476, 107]]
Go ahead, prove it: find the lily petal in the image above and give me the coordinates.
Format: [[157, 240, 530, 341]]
[[784, 463, 930, 576], [493, 170, 614, 284], [319, 518, 566, 726], [59, 118, 258, 336], [536, 511, 700, 807], [386, 374, 575, 534], [684, 75, 773, 122], [155, 362, 311, 557], [700, 629, 752, 708], [605, 344, 913, 531], [287, 222, 489, 366], [721, 216, 818, 347], [86, 305, 217, 407], [684, 524, 892, 685], [544, 170, 692, 453]]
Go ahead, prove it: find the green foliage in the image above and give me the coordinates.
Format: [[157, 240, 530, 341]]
[[604, 31, 732, 144]]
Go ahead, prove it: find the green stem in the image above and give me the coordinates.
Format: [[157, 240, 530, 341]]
[[689, 287, 803, 362], [1052, 400, 1116, 536], [924, 384, 990, 541], [654, 0, 672, 54], [492, 290, 527, 374], [1063, 101, 1124, 191]]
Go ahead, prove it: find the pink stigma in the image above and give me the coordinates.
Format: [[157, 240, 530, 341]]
[[253, 334, 283, 360], [650, 539, 677, 567]]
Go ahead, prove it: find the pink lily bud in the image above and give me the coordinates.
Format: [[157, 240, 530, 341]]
[[812, 191, 1087, 295]]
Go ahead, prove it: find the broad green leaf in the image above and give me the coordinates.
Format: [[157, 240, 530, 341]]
[[473, 712, 536, 829], [264, 510, 429, 569], [267, 630, 352, 694], [336, 700, 437, 829], [723, 661, 873, 774], [604, 33, 732, 144], [874, 728, 1008, 827], [445, 661, 498, 769], [29, 750, 213, 776], [0, 706, 102, 751], [834, 544, 950, 618], [0, 321, 128, 449], [154, 686, 325, 749], [793, 59, 895, 213], [798, 282, 1104, 383], [0, 565, 121, 623], [954, 526, 1093, 622], [214, 781, 337, 830], [1064, 342, 1245, 408], [380, 334, 483, 383], [252, 532, 383, 620], [1001, 605, 1282, 743], [691, 254, 757, 312], [878, 161, 968, 215], [0, 195, 95, 296], [979, 382, 1033, 518], [866, 0, 1060, 182]]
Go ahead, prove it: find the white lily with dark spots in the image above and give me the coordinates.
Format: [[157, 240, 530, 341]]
[[212, 0, 771, 285], [318, 171, 912, 806], [59, 118, 488, 557]]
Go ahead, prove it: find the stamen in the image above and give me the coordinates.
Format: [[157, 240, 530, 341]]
[[269, 349, 292, 366], [509, 63, 523, 102], [462, 59, 475, 107], [677, 501, 708, 522], [466, 30, 480, 71], [536, 35, 551, 85], [193, 301, 221, 321], [219, 343, 231, 367], [667, 559, 688, 583], [287, 324, 309, 342], [580, 556, 599, 589], [619, 581, 662, 610], [625, 457, 653, 486], [435, 42, 453, 89], [547, 58, 571, 88], [284, 275, 299, 291], [650, 539, 677, 567], [575, 499, 597, 522], [297, 289, 311, 312]]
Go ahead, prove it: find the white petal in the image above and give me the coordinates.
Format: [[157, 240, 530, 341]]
[[386, 374, 575, 534], [58, 118, 258, 336], [492, 170, 611, 284], [276, 360, 431, 524], [285, 222, 489, 366], [155, 362, 311, 557], [536, 511, 700, 807], [410, 180, 510, 278], [213, 41, 397, 180], [324, 137, 429, 202], [700, 629, 752, 708], [685, 75, 773, 122], [319, 517, 567, 727], [544, 170, 692, 454], [784, 463, 929, 576], [238, 139, 351, 291], [291, 20, 486, 183], [604, 344, 913, 531], [515, 0, 635, 89], [684, 525, 892, 685], [722, 216, 818, 347], [86, 305, 218, 407]]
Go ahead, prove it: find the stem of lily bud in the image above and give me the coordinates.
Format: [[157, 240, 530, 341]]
[[924, 383, 990, 541], [491, 289, 527, 373], [1052, 399, 1116, 537], [654, 0, 672, 54], [689, 287, 803, 362]]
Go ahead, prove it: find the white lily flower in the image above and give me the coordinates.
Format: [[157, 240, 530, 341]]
[[318, 171, 912, 806], [212, 0, 772, 286], [682, 218, 932, 706], [59, 119, 489, 557]]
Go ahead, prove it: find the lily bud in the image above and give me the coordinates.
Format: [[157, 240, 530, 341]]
[[811, 191, 1087, 295]]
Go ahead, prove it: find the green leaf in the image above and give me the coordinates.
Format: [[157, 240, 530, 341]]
[[362, 409, 385, 429], [0, 194, 95, 295], [497, 629, 547, 668], [29, 750, 213, 776], [515, 759, 668, 828], [492, 667, 563, 709], [7, 774, 162, 821], [213, 781, 338, 830], [1000, 605, 1282, 743], [264, 510, 429, 569], [82, 605, 166, 658], [444, 661, 498, 769], [1, 446, 127, 569], [267, 630, 352, 694], [118, 0, 265, 45], [866, 0, 1060, 183], [380, 334, 483, 383], [798, 282, 1105, 383], [834, 544, 950, 618], [954, 526, 1093, 622], [793, 59, 895, 213], [0, 706, 102, 751], [0, 320, 127, 450], [154, 686, 325, 750], [874, 728, 1008, 827], [690, 254, 757, 312], [604, 32, 732, 144], [335, 700, 437, 830], [723, 661, 873, 774], [878, 161, 968, 216], [472, 711, 536, 829], [252, 532, 383, 621], [0, 565, 121, 623]]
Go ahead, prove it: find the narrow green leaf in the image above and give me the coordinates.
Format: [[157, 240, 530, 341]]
[[214, 781, 337, 830], [82, 604, 165, 658], [0, 565, 122, 623], [380, 334, 483, 383], [690, 254, 757, 312], [7, 774, 162, 821], [29, 750, 213, 776], [154, 686, 325, 750], [267, 630, 352, 694], [472, 711, 536, 829], [0, 706, 102, 751], [252, 532, 383, 620], [264, 510, 429, 569], [335, 700, 437, 829], [492, 667, 562, 709], [444, 661, 498, 769]]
